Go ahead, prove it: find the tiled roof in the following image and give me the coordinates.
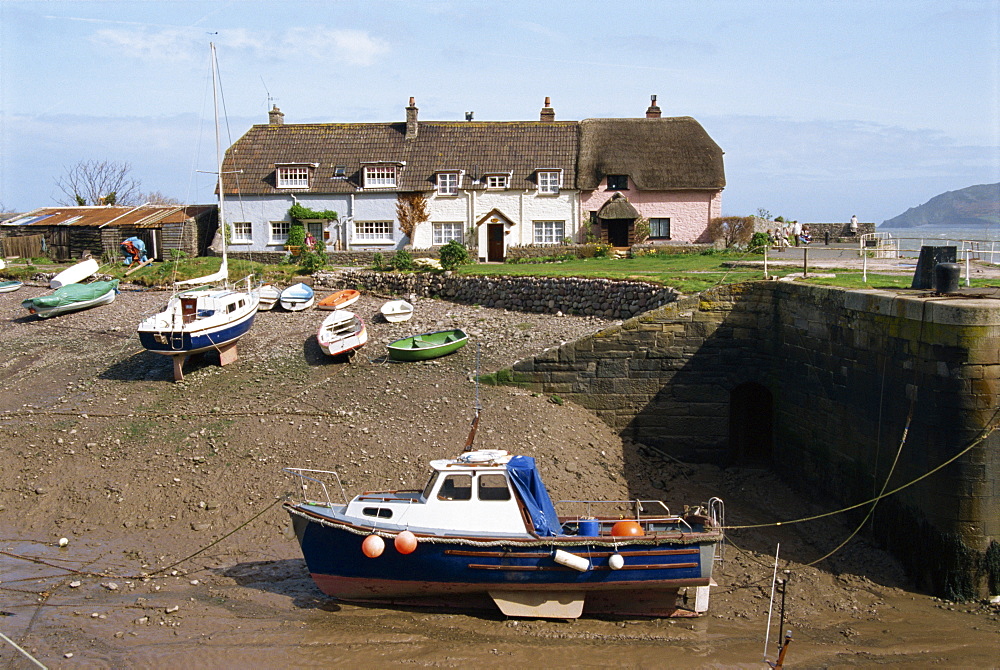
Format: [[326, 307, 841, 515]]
[[2, 205, 213, 228], [222, 121, 580, 195]]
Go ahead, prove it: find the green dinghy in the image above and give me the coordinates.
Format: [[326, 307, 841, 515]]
[[387, 329, 468, 362]]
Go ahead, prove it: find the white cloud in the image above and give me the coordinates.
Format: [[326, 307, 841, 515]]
[[281, 28, 390, 66], [91, 27, 203, 63], [91, 25, 388, 67]]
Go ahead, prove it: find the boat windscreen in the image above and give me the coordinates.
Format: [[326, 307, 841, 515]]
[[506, 455, 562, 536]]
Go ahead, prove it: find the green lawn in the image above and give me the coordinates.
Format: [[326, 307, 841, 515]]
[[5, 251, 998, 293]]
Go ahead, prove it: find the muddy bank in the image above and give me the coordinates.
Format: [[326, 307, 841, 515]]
[[1, 283, 998, 667]]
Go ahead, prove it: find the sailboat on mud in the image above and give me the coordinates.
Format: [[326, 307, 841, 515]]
[[136, 43, 259, 378]]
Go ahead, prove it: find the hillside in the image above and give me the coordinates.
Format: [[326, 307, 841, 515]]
[[881, 182, 1000, 228]]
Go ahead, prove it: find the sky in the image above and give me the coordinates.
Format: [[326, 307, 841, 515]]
[[1, 0, 998, 224]]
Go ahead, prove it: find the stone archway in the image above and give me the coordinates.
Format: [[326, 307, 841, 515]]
[[728, 382, 773, 464]]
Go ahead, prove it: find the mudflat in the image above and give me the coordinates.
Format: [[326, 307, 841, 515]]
[[1, 282, 997, 667]]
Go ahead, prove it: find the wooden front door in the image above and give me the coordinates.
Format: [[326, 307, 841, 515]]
[[605, 218, 632, 247], [487, 224, 505, 262], [49, 227, 71, 260]]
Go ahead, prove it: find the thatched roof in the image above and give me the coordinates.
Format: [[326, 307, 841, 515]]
[[597, 193, 640, 219], [577, 117, 725, 191]]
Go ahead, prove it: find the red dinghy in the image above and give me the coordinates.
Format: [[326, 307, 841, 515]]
[[318, 289, 360, 311]]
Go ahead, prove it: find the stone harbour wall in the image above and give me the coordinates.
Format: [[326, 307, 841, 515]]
[[503, 281, 1000, 600], [317, 270, 680, 320]]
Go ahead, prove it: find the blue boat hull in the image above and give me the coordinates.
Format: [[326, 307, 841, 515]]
[[138, 310, 257, 355], [287, 505, 717, 614]]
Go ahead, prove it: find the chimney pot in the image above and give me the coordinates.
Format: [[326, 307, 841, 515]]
[[406, 97, 419, 140], [645, 94, 661, 119], [268, 105, 285, 125], [540, 96, 555, 122]]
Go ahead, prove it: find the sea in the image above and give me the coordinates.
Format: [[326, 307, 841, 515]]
[[875, 223, 1000, 262]]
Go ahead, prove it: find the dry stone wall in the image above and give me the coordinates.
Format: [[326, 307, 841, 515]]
[[319, 270, 679, 320]]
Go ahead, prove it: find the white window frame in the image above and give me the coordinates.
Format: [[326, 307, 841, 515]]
[[537, 170, 561, 194], [436, 172, 460, 196], [269, 220, 290, 245], [354, 220, 393, 241], [485, 174, 509, 190], [276, 166, 310, 189], [231, 221, 252, 244], [533, 220, 564, 245], [433, 222, 464, 245], [363, 165, 397, 189]]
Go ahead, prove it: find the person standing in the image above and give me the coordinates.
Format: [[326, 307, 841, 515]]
[[792, 220, 802, 247], [850, 215, 859, 236]]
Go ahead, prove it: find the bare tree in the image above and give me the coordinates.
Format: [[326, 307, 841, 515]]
[[55, 160, 142, 206], [137, 191, 182, 205], [707, 216, 755, 248]]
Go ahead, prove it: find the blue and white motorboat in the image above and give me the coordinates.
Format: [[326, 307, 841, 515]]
[[279, 282, 314, 311], [284, 448, 724, 619]]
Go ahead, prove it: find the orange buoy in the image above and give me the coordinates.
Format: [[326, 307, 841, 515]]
[[361, 534, 385, 558], [610, 520, 645, 537], [394, 530, 418, 555]]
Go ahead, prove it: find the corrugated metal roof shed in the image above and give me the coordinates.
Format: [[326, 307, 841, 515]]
[[2, 205, 214, 229]]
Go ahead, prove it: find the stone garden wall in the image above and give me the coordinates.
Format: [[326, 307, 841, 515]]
[[315, 270, 680, 320]]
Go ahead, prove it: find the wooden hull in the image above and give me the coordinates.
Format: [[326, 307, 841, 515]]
[[318, 289, 360, 311], [287, 504, 719, 618], [387, 329, 467, 361]]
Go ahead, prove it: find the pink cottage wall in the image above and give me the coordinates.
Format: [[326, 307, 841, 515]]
[[580, 180, 722, 243]]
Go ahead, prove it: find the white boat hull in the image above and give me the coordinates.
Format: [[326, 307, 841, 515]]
[[50, 258, 99, 288], [380, 300, 413, 322]]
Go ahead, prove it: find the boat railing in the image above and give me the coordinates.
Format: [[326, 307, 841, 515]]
[[556, 499, 676, 522], [709, 496, 725, 562], [283, 468, 349, 507]]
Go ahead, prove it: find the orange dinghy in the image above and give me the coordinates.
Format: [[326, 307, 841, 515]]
[[317, 289, 360, 311]]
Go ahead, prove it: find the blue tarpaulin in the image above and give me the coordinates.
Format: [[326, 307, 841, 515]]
[[507, 455, 562, 536]]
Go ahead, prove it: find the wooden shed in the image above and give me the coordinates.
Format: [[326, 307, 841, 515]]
[[0, 205, 217, 261]]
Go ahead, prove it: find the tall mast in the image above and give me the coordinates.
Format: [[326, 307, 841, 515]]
[[211, 42, 228, 271]]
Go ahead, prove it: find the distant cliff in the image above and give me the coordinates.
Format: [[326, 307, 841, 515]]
[[881, 183, 999, 228]]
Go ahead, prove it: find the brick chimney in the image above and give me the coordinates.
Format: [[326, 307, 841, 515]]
[[269, 105, 285, 125], [540, 97, 555, 122], [645, 95, 661, 118], [405, 97, 418, 140]]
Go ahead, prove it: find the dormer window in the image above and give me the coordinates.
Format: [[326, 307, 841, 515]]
[[333, 165, 347, 178], [537, 169, 562, 194], [607, 174, 628, 191], [363, 163, 399, 189], [436, 172, 460, 196], [485, 173, 510, 190], [275, 163, 316, 189]]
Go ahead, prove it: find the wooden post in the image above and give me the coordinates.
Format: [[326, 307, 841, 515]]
[[802, 248, 808, 278]]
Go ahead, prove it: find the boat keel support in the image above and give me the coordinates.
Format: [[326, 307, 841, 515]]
[[170, 342, 239, 381]]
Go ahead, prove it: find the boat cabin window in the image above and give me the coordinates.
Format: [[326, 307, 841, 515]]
[[362, 507, 393, 519], [437, 474, 472, 501], [478, 474, 511, 501], [421, 473, 439, 501]]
